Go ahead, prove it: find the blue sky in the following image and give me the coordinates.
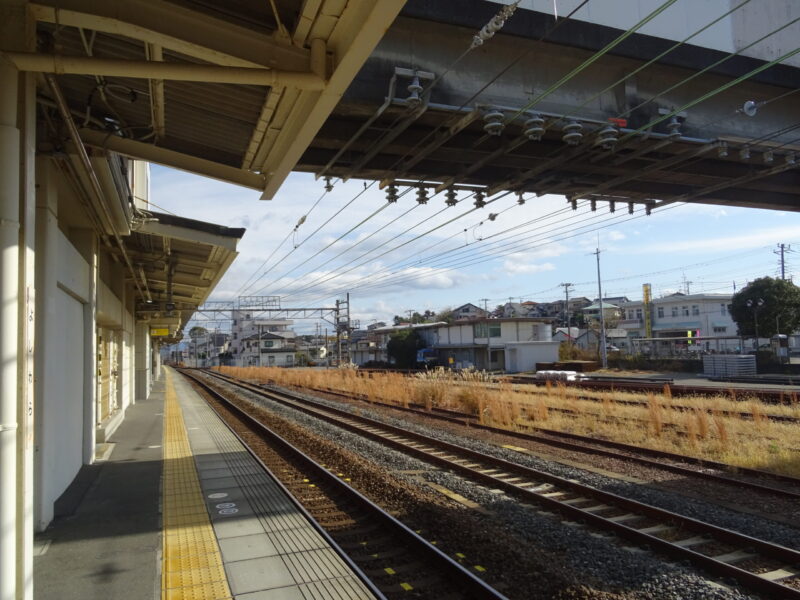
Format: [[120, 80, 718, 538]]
[[151, 166, 800, 332]]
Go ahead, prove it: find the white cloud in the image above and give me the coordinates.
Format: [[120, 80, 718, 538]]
[[641, 225, 800, 254], [501, 261, 556, 275], [608, 230, 626, 241]]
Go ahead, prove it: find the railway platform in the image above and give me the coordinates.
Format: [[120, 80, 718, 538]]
[[34, 367, 378, 600]]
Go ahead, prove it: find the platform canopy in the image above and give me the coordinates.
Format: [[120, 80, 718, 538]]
[[16, 0, 405, 199], [125, 211, 245, 339]]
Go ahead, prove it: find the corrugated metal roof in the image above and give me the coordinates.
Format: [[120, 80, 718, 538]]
[[40, 23, 270, 168]]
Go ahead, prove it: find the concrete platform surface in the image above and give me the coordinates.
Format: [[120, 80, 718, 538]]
[[34, 368, 378, 600]]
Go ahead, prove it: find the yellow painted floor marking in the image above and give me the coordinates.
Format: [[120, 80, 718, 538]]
[[161, 370, 231, 600], [474, 565, 486, 572], [455, 553, 466, 559], [400, 582, 414, 591], [384, 567, 396, 575], [501, 444, 532, 454]]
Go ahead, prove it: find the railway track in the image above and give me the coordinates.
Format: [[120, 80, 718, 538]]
[[180, 369, 509, 600], [322, 384, 800, 499], [241, 378, 800, 499], [502, 375, 800, 405], [200, 369, 800, 599]]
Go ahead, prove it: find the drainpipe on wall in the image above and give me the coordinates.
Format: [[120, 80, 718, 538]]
[[0, 60, 20, 600]]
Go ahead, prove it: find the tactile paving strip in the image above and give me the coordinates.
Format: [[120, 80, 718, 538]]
[[173, 370, 376, 599], [161, 370, 232, 600]]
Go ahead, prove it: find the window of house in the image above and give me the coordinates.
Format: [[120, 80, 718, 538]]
[[489, 323, 501, 338], [268, 355, 275, 365], [461, 307, 470, 313], [713, 326, 727, 333], [682, 306, 689, 316], [720, 304, 727, 315], [627, 310, 634, 319], [286, 355, 293, 365], [692, 305, 699, 316], [657, 306, 664, 318], [263, 340, 273, 348], [246, 313, 251, 319], [233, 332, 238, 339], [473, 322, 487, 337], [671, 307, 678, 317], [635, 308, 642, 319], [233, 319, 237, 325]]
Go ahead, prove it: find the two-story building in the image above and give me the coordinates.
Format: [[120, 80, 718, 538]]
[[618, 292, 737, 353]]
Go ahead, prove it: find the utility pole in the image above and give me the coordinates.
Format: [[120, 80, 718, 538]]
[[559, 283, 574, 342], [681, 273, 692, 295], [480, 298, 491, 370], [594, 247, 608, 368], [774, 243, 789, 280]]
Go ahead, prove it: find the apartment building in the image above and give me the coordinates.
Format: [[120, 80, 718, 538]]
[[230, 310, 296, 366]]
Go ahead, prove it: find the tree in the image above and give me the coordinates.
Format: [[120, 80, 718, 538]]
[[730, 277, 800, 338], [386, 329, 424, 368], [435, 307, 454, 324], [188, 325, 207, 339]]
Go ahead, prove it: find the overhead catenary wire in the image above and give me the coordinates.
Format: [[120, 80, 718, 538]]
[[279, 190, 515, 301], [238, 2, 531, 297], [239, 181, 377, 295], [282, 101, 800, 308], [301, 202, 686, 302]]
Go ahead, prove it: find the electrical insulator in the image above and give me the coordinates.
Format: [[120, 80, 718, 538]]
[[595, 124, 618, 149], [445, 188, 458, 207], [406, 76, 423, 108], [609, 201, 615, 213], [590, 199, 596, 212], [646, 203, 653, 216], [523, 113, 545, 141], [474, 191, 486, 209], [471, 1, 519, 49], [570, 198, 577, 210], [386, 184, 399, 203], [517, 191, 525, 205], [718, 142, 728, 158], [787, 153, 797, 166], [739, 146, 750, 161], [488, 212, 498, 221], [483, 109, 505, 136], [627, 202, 634, 214], [763, 150, 774, 164], [666, 116, 681, 140], [416, 185, 428, 204], [562, 120, 583, 145], [324, 176, 334, 192]]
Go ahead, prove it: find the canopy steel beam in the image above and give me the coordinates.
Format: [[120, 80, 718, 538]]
[[29, 0, 310, 71], [259, 0, 407, 199], [4, 52, 325, 89], [79, 128, 265, 191]]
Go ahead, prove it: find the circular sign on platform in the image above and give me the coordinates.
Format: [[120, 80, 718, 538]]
[[218, 508, 239, 515], [207, 492, 228, 499], [215, 502, 236, 509]]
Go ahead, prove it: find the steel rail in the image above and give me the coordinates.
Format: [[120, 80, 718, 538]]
[[180, 369, 510, 600], [199, 370, 800, 599]]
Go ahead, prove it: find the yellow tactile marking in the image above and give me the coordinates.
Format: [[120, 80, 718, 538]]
[[161, 370, 232, 600]]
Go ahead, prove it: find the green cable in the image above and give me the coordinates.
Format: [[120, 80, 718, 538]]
[[507, 0, 680, 122], [619, 44, 800, 145]]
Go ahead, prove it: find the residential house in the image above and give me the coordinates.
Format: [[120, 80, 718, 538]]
[[451, 303, 488, 321]]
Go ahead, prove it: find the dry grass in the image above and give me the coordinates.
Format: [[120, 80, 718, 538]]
[[216, 366, 800, 477]]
